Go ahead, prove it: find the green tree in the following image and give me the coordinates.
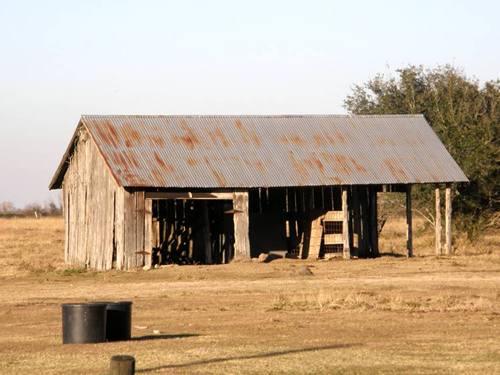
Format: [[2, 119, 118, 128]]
[[345, 65, 499, 237]]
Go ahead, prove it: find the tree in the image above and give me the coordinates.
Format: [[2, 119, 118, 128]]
[[345, 65, 499, 237], [0, 201, 16, 214]]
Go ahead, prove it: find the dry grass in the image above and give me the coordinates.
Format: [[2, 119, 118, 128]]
[[0, 217, 65, 276], [0, 216, 498, 374], [272, 290, 498, 313]]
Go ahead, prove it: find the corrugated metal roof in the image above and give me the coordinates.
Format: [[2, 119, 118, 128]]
[[49, 114, 468, 189]]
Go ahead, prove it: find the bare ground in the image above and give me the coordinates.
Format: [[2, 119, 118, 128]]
[[0, 217, 499, 374]]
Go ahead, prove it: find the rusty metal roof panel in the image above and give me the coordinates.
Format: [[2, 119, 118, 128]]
[[53, 114, 467, 189]]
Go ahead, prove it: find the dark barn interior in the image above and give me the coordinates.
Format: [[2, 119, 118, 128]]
[[143, 185, 400, 266]]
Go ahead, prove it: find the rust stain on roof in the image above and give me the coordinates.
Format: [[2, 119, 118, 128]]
[[204, 157, 227, 187], [122, 123, 142, 148], [172, 120, 201, 150], [313, 134, 327, 146], [254, 160, 266, 173], [208, 127, 230, 147], [280, 134, 306, 145], [351, 158, 367, 173], [150, 135, 166, 148], [151, 168, 166, 185], [235, 119, 261, 146], [310, 157, 325, 174], [330, 176, 342, 184], [95, 120, 120, 148], [320, 152, 352, 175], [384, 158, 408, 181], [111, 151, 139, 170], [154, 152, 174, 173], [334, 130, 347, 143], [376, 136, 396, 146], [288, 151, 309, 183], [186, 158, 198, 167]]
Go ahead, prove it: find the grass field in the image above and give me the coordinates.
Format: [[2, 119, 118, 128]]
[[0, 216, 498, 374]]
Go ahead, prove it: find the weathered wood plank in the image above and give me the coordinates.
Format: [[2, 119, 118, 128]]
[[369, 186, 379, 257], [144, 198, 152, 268], [233, 191, 251, 260], [201, 201, 212, 264], [342, 187, 351, 259], [360, 187, 370, 258], [145, 191, 233, 200], [435, 186, 442, 256], [115, 188, 125, 270], [406, 184, 413, 258], [135, 191, 145, 267], [123, 189, 137, 269], [352, 186, 361, 255], [445, 184, 452, 255], [307, 215, 323, 260]]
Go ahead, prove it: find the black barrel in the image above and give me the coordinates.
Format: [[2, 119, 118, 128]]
[[61, 303, 107, 344], [106, 301, 133, 341]]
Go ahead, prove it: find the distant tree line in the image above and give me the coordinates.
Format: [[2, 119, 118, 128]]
[[345, 65, 499, 238], [0, 200, 62, 218]]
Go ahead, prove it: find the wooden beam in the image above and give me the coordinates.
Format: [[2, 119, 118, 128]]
[[145, 191, 233, 200], [352, 186, 361, 256], [360, 187, 370, 258], [342, 187, 351, 259], [144, 198, 152, 269], [233, 192, 251, 260], [369, 186, 379, 257], [200, 201, 212, 264], [435, 185, 442, 256], [114, 188, 125, 270], [305, 212, 324, 260], [406, 185, 413, 258], [123, 189, 137, 269], [135, 192, 145, 266], [445, 184, 452, 255]]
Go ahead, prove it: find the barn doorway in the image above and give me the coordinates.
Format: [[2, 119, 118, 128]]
[[149, 198, 234, 265]]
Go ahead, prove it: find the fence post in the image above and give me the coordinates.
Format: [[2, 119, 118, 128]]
[[110, 355, 135, 375]]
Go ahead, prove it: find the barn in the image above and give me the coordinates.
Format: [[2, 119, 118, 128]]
[[49, 115, 467, 270]]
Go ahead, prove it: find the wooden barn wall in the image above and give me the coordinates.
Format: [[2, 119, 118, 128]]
[[121, 190, 146, 269], [62, 128, 121, 271]]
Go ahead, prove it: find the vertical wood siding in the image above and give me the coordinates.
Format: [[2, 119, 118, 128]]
[[62, 128, 121, 270], [122, 189, 147, 269]]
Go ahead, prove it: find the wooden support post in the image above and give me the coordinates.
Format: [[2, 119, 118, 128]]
[[135, 192, 146, 267], [369, 187, 379, 257], [445, 184, 452, 255], [342, 187, 351, 259], [233, 191, 251, 260], [201, 201, 212, 264], [110, 355, 135, 375], [144, 198, 152, 268], [352, 186, 361, 256], [360, 187, 370, 258], [435, 186, 442, 256], [406, 185, 413, 258]]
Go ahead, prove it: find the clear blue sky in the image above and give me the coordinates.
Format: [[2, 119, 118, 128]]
[[0, 0, 498, 206]]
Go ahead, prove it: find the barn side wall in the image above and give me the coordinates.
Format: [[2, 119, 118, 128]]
[[62, 127, 122, 270]]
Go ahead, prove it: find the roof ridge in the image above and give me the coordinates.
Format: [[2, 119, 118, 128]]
[[81, 114, 424, 118]]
